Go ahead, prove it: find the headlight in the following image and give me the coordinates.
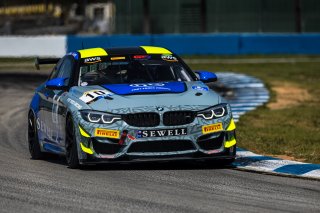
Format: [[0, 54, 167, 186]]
[[197, 104, 228, 120], [80, 110, 121, 124]]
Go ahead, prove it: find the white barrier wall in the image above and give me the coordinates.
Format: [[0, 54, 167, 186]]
[[0, 36, 66, 57]]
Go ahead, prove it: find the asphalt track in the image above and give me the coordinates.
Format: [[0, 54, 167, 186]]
[[0, 72, 319, 213]]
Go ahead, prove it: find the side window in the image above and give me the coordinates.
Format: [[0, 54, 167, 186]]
[[57, 57, 74, 86], [48, 58, 64, 80]]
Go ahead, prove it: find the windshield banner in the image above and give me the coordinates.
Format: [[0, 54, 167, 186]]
[[102, 82, 186, 95]]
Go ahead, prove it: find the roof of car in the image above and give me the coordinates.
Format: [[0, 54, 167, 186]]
[[77, 46, 172, 59]]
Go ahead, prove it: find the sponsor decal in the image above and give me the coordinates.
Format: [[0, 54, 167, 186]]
[[192, 85, 209, 91], [129, 83, 171, 92], [95, 128, 120, 139], [52, 94, 64, 124], [127, 134, 136, 140], [111, 56, 126, 61], [36, 118, 60, 143], [79, 90, 113, 104], [202, 123, 223, 134], [130, 83, 165, 87], [161, 54, 178, 62], [133, 55, 151, 60], [67, 98, 82, 109], [50, 93, 67, 144], [81, 82, 88, 86], [137, 128, 187, 138], [84, 57, 101, 64], [102, 81, 186, 95]]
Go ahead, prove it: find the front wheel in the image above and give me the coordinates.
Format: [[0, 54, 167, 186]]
[[220, 145, 236, 165], [65, 116, 80, 169], [219, 158, 235, 165], [28, 112, 45, 159]]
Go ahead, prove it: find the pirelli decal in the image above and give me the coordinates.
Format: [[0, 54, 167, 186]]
[[202, 123, 223, 134], [94, 128, 120, 139]]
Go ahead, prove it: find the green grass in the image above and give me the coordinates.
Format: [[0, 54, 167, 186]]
[[0, 58, 52, 72], [187, 57, 320, 163], [0, 58, 34, 63]]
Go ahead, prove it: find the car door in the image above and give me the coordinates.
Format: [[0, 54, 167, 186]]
[[37, 58, 64, 149], [39, 56, 75, 152]]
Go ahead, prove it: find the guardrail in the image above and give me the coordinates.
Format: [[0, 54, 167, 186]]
[[1, 34, 320, 57]]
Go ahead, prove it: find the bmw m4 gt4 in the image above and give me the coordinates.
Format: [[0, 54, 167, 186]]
[[28, 46, 236, 169]]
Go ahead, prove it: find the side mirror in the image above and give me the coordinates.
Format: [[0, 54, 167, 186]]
[[195, 71, 218, 83], [45, 78, 68, 90]]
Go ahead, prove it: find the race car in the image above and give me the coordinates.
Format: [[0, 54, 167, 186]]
[[28, 46, 236, 169]]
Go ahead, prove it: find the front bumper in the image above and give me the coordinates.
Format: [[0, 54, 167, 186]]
[[75, 113, 236, 164], [79, 148, 236, 165]]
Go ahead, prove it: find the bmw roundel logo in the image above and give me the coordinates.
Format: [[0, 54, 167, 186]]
[[157, 107, 164, 111]]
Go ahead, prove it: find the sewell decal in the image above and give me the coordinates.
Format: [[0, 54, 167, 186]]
[[84, 57, 101, 64], [137, 128, 187, 138], [202, 123, 223, 134], [94, 128, 120, 139], [36, 118, 60, 143], [79, 90, 112, 104]]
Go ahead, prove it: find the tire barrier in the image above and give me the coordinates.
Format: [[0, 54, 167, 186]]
[[216, 72, 269, 122]]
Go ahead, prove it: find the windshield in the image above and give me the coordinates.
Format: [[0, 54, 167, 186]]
[[78, 55, 195, 86]]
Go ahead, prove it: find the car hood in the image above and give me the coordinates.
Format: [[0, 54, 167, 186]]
[[68, 81, 221, 113]]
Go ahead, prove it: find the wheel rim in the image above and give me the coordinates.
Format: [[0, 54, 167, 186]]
[[28, 114, 36, 154]]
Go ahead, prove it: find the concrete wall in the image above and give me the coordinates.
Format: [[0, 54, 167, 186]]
[[0, 36, 66, 57]]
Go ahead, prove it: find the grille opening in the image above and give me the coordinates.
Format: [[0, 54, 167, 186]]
[[122, 112, 160, 127], [127, 140, 195, 153], [163, 111, 196, 126], [197, 132, 224, 150], [92, 139, 123, 155]]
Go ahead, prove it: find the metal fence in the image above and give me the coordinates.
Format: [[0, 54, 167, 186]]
[[0, 0, 320, 35], [115, 0, 320, 34]]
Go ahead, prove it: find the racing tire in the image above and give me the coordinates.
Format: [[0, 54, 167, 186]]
[[65, 116, 80, 169], [28, 112, 44, 159], [220, 145, 237, 165], [220, 158, 235, 165]]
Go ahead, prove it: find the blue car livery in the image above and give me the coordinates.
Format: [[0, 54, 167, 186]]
[[28, 46, 236, 169]]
